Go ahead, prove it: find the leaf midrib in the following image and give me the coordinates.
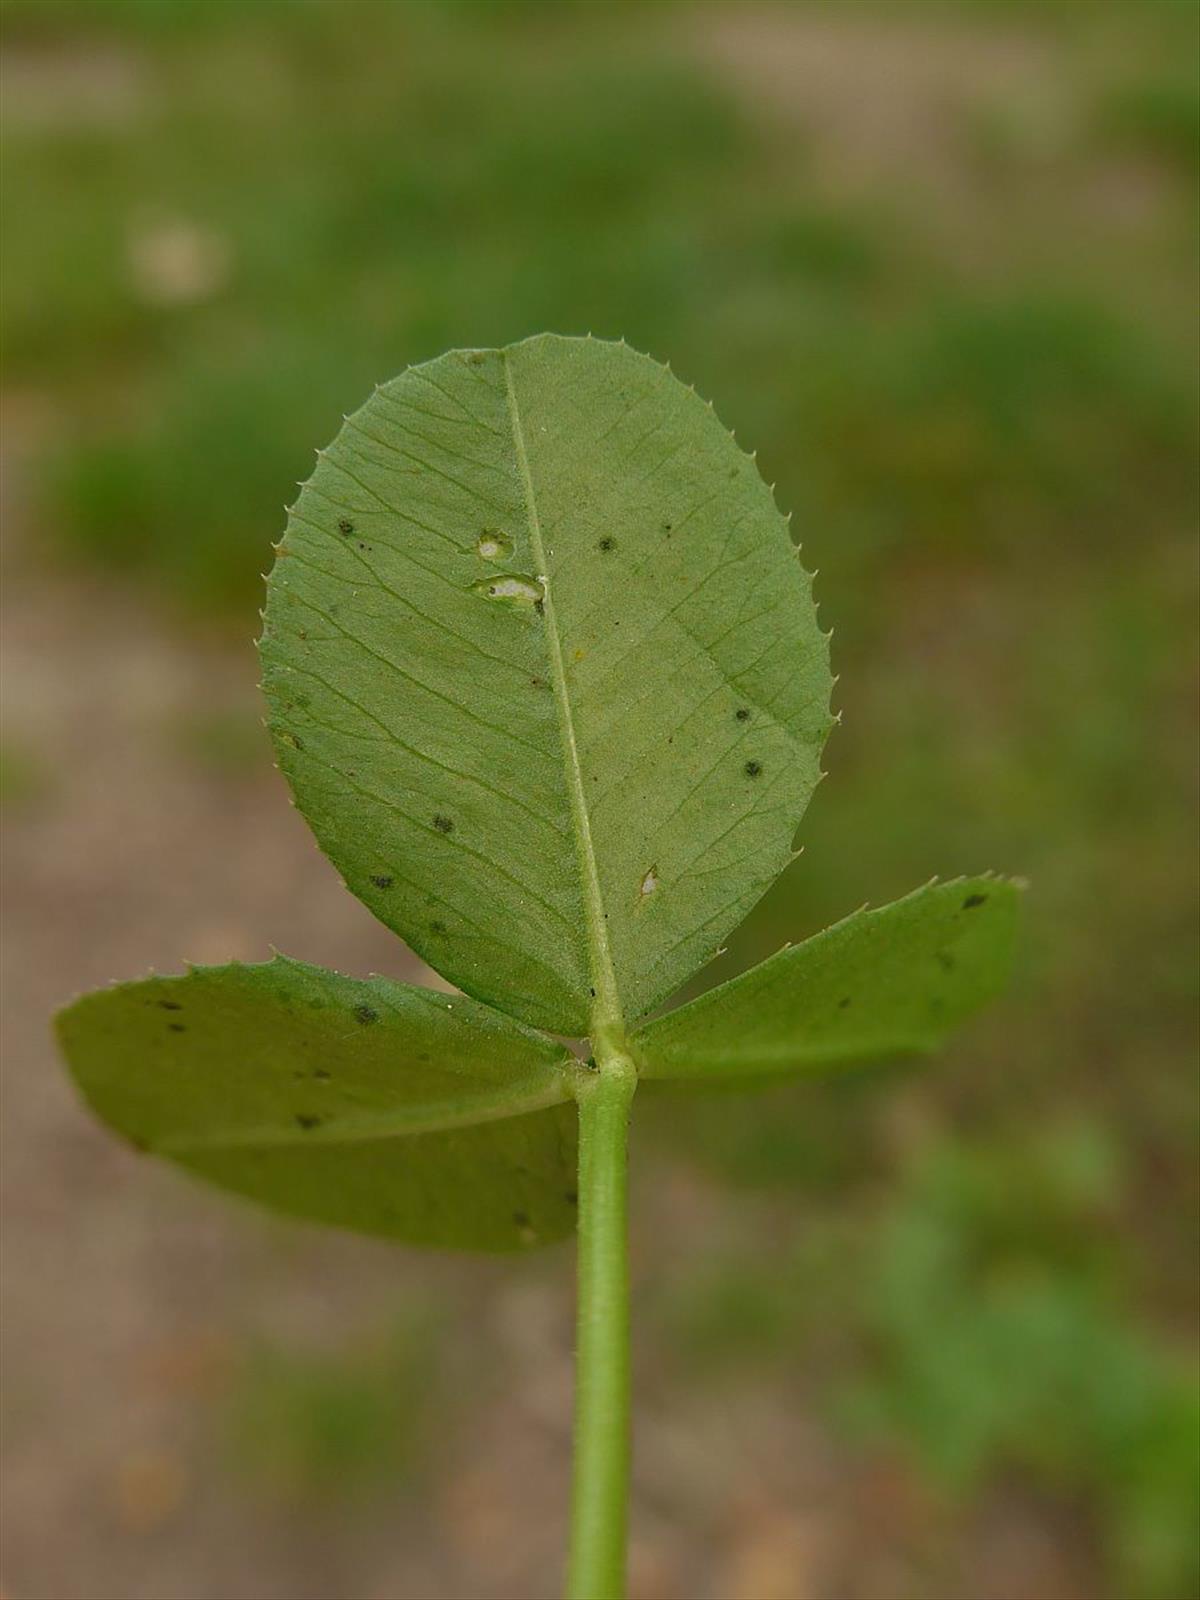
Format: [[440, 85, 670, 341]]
[[158, 1073, 572, 1154], [502, 348, 623, 1040]]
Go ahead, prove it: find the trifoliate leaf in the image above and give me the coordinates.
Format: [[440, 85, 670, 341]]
[[262, 335, 832, 1036], [633, 878, 1024, 1081], [56, 956, 578, 1250]]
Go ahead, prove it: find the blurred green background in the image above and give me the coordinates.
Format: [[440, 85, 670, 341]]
[[1, 2, 1196, 1598]]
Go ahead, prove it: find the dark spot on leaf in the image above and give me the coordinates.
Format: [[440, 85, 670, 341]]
[[963, 893, 988, 909], [157, 999, 183, 1011], [735, 707, 750, 722], [370, 874, 394, 889], [565, 1190, 578, 1206], [662, 521, 672, 532], [168, 1022, 186, 1033], [744, 760, 762, 778], [534, 598, 545, 617], [597, 537, 615, 552], [513, 1210, 531, 1228], [838, 996, 851, 1009], [295, 1114, 323, 1131], [353, 1003, 379, 1026], [338, 518, 354, 535], [313, 1068, 331, 1081], [429, 920, 446, 935], [589, 986, 596, 997], [433, 814, 453, 834], [936, 950, 956, 970]]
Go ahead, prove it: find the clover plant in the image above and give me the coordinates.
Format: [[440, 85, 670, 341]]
[[57, 335, 1022, 1599]]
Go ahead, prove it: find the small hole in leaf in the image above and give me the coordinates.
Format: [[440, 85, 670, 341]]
[[597, 537, 615, 553], [370, 874, 394, 889], [433, 814, 453, 834], [735, 707, 750, 722], [337, 518, 354, 535], [353, 1003, 379, 1026], [744, 760, 762, 778]]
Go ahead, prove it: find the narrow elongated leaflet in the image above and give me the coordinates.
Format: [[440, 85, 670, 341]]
[[57, 957, 577, 1251], [634, 877, 1023, 1081], [261, 334, 833, 1036]]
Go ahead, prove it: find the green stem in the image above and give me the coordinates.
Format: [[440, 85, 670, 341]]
[[566, 1043, 637, 1600]]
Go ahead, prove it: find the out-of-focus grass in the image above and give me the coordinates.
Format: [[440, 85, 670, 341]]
[[221, 1315, 439, 1506], [3, 0, 1196, 1594], [655, 1119, 1200, 1599]]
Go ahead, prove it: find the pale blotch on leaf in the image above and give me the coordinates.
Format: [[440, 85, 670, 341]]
[[639, 867, 659, 898], [471, 574, 544, 606], [476, 529, 513, 562]]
